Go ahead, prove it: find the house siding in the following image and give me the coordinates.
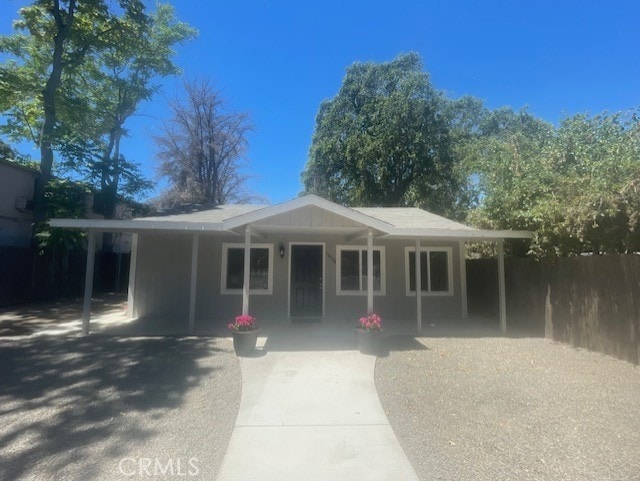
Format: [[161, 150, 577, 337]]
[[0, 160, 37, 247], [134, 233, 192, 319], [133, 231, 464, 324]]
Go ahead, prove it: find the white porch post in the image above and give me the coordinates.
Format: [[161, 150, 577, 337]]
[[188, 234, 199, 333], [127, 233, 138, 319], [82, 231, 96, 335], [459, 240, 468, 319], [242, 226, 251, 316], [497, 239, 507, 334], [367, 230, 374, 315], [415, 238, 422, 332]]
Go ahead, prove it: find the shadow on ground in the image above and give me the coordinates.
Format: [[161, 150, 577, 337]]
[[0, 336, 223, 480], [0, 293, 126, 336]]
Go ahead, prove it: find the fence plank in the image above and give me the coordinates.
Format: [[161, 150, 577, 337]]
[[468, 254, 640, 364], [0, 246, 130, 307]]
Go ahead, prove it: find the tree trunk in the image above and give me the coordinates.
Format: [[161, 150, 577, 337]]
[[34, 0, 76, 230], [101, 125, 123, 252]]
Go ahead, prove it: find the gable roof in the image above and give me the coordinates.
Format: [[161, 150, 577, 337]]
[[222, 194, 394, 232], [353, 207, 474, 231], [49, 194, 531, 240], [140, 204, 261, 223]]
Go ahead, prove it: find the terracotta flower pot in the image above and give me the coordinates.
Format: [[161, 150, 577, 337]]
[[232, 329, 259, 356], [355, 328, 382, 355]]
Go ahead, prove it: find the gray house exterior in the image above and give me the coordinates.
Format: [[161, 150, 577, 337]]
[[0, 159, 38, 247], [51, 194, 530, 334]]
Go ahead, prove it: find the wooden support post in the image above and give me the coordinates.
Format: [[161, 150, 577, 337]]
[[242, 226, 251, 316], [459, 240, 468, 319], [127, 233, 138, 319], [188, 234, 199, 333], [367, 230, 374, 315], [82, 231, 96, 335], [415, 238, 422, 332], [497, 239, 507, 334]]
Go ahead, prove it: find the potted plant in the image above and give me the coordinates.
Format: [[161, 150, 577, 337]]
[[355, 313, 382, 355], [228, 314, 259, 356]]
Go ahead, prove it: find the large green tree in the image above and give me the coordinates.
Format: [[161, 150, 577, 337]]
[[62, 3, 195, 223], [466, 108, 640, 257], [0, 1, 194, 237], [0, 0, 131, 225], [461, 107, 556, 230], [302, 53, 465, 218]]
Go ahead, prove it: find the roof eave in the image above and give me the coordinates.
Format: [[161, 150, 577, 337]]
[[49, 218, 226, 232], [385, 228, 533, 240]]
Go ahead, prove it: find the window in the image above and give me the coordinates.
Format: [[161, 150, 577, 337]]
[[336, 246, 386, 295], [221, 244, 273, 295], [405, 246, 453, 296]]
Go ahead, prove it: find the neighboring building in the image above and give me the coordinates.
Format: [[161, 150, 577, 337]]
[[52, 194, 531, 334], [85, 192, 133, 254], [0, 160, 133, 251], [0, 159, 38, 247]]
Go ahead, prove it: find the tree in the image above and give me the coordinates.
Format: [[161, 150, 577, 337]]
[[465, 108, 640, 257], [301, 53, 464, 217], [0, 0, 134, 226], [461, 107, 555, 229], [1, 1, 195, 252], [155, 78, 254, 207], [542, 110, 640, 255], [0, 139, 18, 162], [35, 178, 90, 252], [61, 3, 196, 223]]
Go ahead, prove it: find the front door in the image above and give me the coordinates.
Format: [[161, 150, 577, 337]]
[[290, 244, 323, 318]]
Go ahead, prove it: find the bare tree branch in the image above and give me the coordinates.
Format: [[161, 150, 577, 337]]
[[154, 78, 258, 207]]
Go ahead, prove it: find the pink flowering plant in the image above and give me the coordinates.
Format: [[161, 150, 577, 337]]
[[358, 313, 382, 332], [228, 314, 257, 332]]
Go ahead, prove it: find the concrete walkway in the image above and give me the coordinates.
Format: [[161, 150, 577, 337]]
[[216, 328, 419, 481]]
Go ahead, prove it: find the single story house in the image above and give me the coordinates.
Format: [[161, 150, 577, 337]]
[[50, 194, 531, 334]]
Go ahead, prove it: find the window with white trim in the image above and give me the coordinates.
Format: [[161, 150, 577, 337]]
[[221, 243, 273, 295], [405, 246, 453, 296], [336, 246, 386, 295]]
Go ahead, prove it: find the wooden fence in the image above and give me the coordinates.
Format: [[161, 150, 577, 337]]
[[0, 246, 130, 307], [467, 255, 640, 364]]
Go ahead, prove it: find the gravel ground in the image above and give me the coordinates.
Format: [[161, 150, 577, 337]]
[[0, 336, 241, 481], [375, 335, 640, 481]]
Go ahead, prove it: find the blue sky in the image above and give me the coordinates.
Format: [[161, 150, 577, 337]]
[[1, 0, 639, 204]]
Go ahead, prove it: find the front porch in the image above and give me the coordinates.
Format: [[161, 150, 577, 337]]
[[84, 311, 507, 346]]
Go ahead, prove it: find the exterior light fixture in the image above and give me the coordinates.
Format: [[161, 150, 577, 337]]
[[279, 243, 285, 259]]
